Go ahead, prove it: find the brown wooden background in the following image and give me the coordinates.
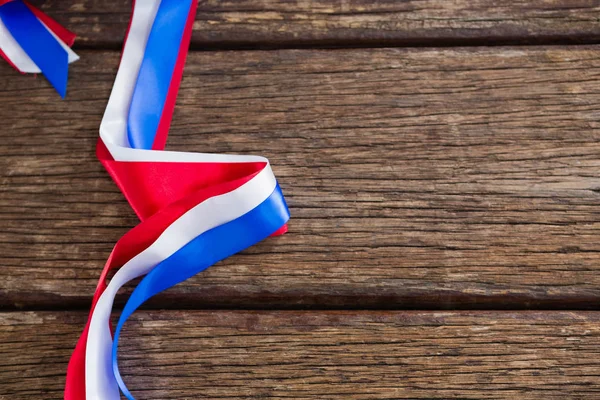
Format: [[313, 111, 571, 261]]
[[1, 1, 600, 398]]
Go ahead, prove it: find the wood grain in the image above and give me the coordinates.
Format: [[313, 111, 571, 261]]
[[27, 0, 600, 49], [1, 310, 600, 399], [1, 46, 600, 309]]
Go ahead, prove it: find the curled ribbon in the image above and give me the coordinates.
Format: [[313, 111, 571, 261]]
[[65, 1, 289, 399], [0, 0, 78, 97]]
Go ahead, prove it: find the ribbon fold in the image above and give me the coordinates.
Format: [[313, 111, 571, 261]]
[[65, 1, 289, 399], [0, 0, 78, 97]]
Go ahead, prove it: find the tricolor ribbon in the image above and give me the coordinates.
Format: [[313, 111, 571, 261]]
[[65, 1, 289, 399], [0, 0, 78, 97]]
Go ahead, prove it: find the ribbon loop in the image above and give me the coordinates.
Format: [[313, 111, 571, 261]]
[[65, 1, 289, 399]]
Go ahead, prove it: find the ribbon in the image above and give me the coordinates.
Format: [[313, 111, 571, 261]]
[[65, 1, 289, 399], [0, 0, 78, 97]]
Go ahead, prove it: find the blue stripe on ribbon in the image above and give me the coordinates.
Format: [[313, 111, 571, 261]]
[[112, 184, 290, 399], [0, 0, 69, 97], [127, 0, 193, 150]]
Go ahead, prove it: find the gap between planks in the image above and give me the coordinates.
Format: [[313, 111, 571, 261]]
[[26, 0, 600, 51]]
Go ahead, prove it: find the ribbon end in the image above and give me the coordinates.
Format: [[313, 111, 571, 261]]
[[57, 85, 67, 99], [45, 61, 68, 98], [0, 0, 71, 97]]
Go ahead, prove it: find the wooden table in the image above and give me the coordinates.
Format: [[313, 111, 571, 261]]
[[1, 1, 600, 398]]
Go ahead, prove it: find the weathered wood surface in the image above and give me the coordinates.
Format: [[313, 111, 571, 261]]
[[1, 46, 600, 309], [28, 0, 600, 48], [1, 310, 599, 399]]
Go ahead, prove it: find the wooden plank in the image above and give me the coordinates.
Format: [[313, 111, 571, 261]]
[[1, 46, 600, 309], [1, 310, 600, 399], [28, 0, 600, 48]]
